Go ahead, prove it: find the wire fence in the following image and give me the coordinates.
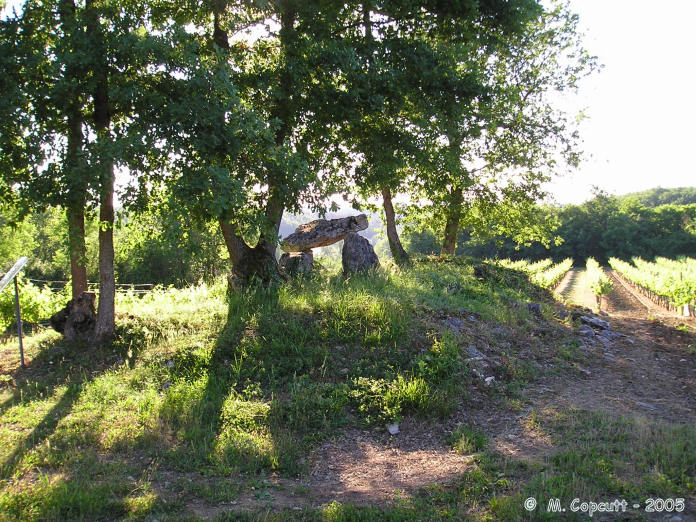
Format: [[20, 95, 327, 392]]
[[27, 278, 155, 295]]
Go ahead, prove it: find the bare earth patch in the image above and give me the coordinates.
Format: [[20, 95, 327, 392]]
[[309, 421, 471, 505]]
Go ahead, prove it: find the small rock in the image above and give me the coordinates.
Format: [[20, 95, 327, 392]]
[[491, 327, 508, 336], [166, 360, 174, 368], [445, 317, 465, 332], [635, 401, 657, 411], [466, 346, 486, 360], [580, 315, 610, 330], [387, 422, 400, 435], [603, 352, 614, 361], [468, 315, 477, 323], [680, 359, 687, 362], [339, 368, 349, 375], [484, 376, 495, 386], [162, 381, 171, 390], [526, 302, 542, 316], [599, 311, 609, 317], [578, 325, 595, 337]]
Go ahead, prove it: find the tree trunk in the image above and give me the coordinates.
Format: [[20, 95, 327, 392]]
[[93, 161, 115, 342], [381, 186, 409, 265], [209, 3, 282, 281], [441, 187, 463, 256], [256, 3, 296, 260], [87, 0, 115, 342], [67, 207, 88, 297], [256, 189, 284, 258], [219, 220, 280, 282], [60, 0, 88, 299]]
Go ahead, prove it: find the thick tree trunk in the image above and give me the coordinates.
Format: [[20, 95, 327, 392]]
[[219, 220, 279, 282], [87, 0, 115, 342], [441, 187, 463, 256], [381, 186, 409, 265]]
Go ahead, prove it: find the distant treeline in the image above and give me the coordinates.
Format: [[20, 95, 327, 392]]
[[404, 189, 696, 264]]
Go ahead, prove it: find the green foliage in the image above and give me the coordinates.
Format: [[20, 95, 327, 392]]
[[586, 258, 613, 309], [447, 424, 489, 455], [610, 256, 696, 306], [0, 277, 67, 331]]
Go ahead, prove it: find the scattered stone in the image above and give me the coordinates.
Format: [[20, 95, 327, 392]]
[[526, 302, 542, 316], [491, 327, 508, 336], [579, 368, 591, 376], [599, 311, 609, 317], [580, 315, 610, 330], [484, 376, 495, 386], [282, 214, 368, 252], [472, 368, 485, 380], [279, 251, 314, 275], [597, 329, 616, 341], [635, 401, 657, 411], [680, 358, 687, 362], [444, 317, 465, 333], [162, 381, 171, 390], [339, 367, 349, 375], [387, 422, 400, 435], [578, 325, 596, 337], [603, 352, 614, 361], [556, 309, 569, 320], [166, 360, 174, 368], [342, 233, 380, 274], [49, 291, 97, 342], [466, 346, 486, 360]]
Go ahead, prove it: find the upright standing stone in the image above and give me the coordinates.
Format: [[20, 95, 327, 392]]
[[342, 233, 380, 274], [282, 214, 368, 252], [279, 251, 314, 275]]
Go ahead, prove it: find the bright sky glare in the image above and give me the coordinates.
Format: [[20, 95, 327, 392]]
[[3, 1, 693, 206], [548, 0, 696, 204]]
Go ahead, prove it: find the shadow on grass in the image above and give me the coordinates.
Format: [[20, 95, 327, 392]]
[[0, 323, 147, 479]]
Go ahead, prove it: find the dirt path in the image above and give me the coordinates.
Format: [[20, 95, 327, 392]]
[[549, 267, 696, 424], [556, 268, 596, 310]]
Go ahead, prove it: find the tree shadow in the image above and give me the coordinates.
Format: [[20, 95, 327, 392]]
[[0, 324, 146, 479]]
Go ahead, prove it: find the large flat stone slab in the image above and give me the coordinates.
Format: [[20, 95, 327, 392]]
[[281, 214, 368, 252]]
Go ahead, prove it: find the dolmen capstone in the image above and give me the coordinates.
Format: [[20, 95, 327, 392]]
[[279, 214, 378, 275], [281, 214, 368, 252]]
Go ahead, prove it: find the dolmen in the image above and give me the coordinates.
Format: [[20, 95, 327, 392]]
[[279, 214, 380, 275]]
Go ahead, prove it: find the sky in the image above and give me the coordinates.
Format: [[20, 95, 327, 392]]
[[548, 0, 696, 204], [2, 1, 694, 206]]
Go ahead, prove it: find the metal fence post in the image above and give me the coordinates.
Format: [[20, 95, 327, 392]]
[[1, 257, 30, 368], [14, 276, 25, 368]]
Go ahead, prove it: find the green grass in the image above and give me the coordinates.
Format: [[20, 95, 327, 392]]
[[0, 257, 692, 520]]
